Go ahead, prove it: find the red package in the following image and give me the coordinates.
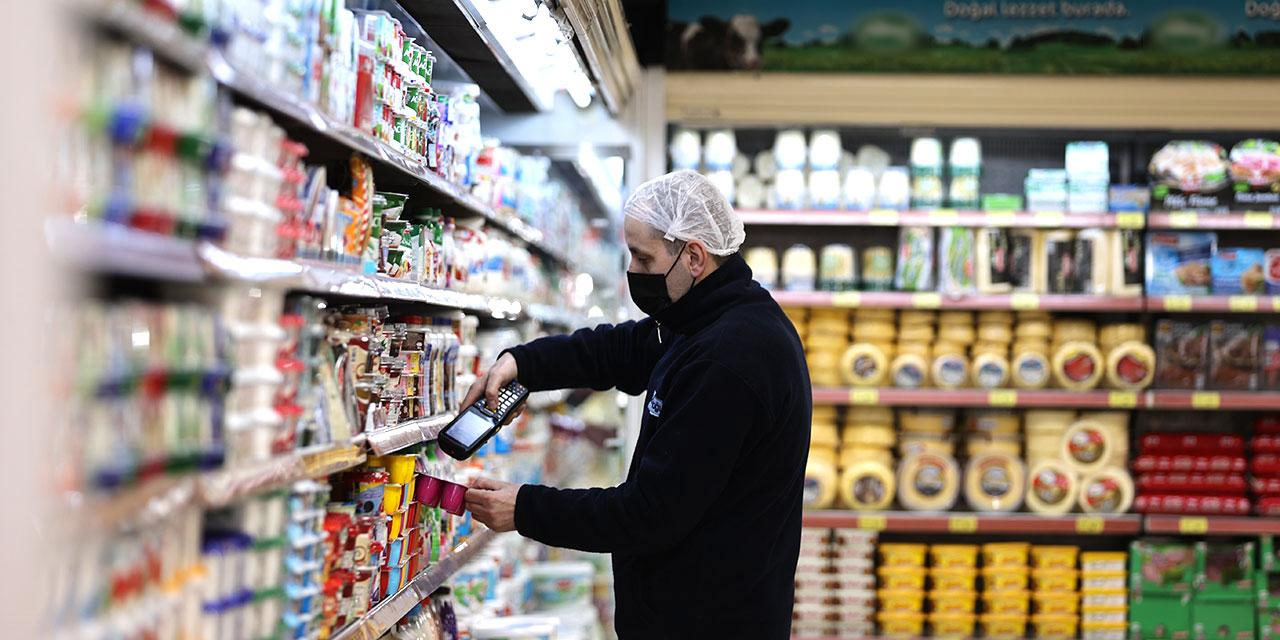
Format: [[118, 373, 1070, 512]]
[[1136, 473, 1247, 494], [1257, 416, 1280, 434], [1253, 455, 1280, 475], [1250, 476, 1280, 495], [1132, 455, 1247, 473], [1253, 435, 1280, 454], [1258, 497, 1280, 516], [1139, 433, 1244, 456], [1134, 493, 1251, 515]]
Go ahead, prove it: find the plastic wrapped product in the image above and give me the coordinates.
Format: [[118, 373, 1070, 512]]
[[808, 170, 842, 209], [818, 244, 858, 291], [841, 344, 889, 387], [1025, 460, 1079, 515], [972, 352, 1011, 389], [1052, 341, 1104, 391], [743, 247, 778, 289], [891, 353, 929, 389], [1009, 229, 1045, 293], [1148, 140, 1230, 193], [1145, 232, 1217, 296], [1105, 341, 1156, 390], [939, 227, 976, 294], [1076, 229, 1110, 295], [878, 167, 911, 210], [1228, 138, 1280, 187], [1154, 320, 1209, 389], [897, 451, 961, 511], [1211, 247, 1266, 294], [843, 424, 896, 449], [949, 138, 982, 210], [774, 169, 806, 209], [862, 246, 894, 291], [894, 227, 935, 291], [780, 244, 816, 292], [1043, 231, 1078, 294], [1264, 326, 1280, 389], [1077, 467, 1134, 514], [964, 452, 1026, 513], [735, 175, 765, 209], [1209, 321, 1261, 390], [1062, 420, 1114, 474], [803, 457, 839, 509], [840, 460, 895, 511], [932, 352, 970, 390], [1109, 229, 1143, 296], [842, 167, 876, 211]]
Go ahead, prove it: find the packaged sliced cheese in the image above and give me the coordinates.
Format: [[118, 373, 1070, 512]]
[[932, 353, 971, 390], [1077, 467, 1134, 514], [1025, 459, 1079, 515], [964, 452, 1027, 513], [1061, 420, 1114, 473], [804, 457, 839, 509], [972, 353, 1011, 389], [897, 451, 961, 511], [891, 353, 930, 389], [1051, 341, 1104, 390], [841, 343, 889, 387], [976, 228, 1013, 294], [844, 424, 896, 448], [1105, 341, 1155, 390], [841, 460, 896, 511], [847, 406, 894, 425], [1011, 351, 1051, 390]]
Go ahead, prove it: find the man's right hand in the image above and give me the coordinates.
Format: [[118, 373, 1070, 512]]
[[461, 352, 520, 417]]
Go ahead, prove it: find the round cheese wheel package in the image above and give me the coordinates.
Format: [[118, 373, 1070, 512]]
[[853, 320, 897, 342], [898, 324, 936, 343], [939, 311, 974, 325], [897, 451, 961, 511], [1012, 351, 1051, 389], [844, 424, 896, 448], [1051, 341, 1104, 390], [891, 353, 930, 389], [841, 460, 896, 511], [899, 434, 955, 457], [965, 452, 1027, 513], [847, 406, 894, 425], [970, 411, 1021, 435], [932, 353, 971, 390], [809, 446, 837, 467], [978, 310, 1015, 324], [813, 405, 838, 422], [972, 342, 1009, 358], [1015, 321, 1052, 340], [1105, 341, 1156, 390], [977, 323, 1014, 344], [939, 324, 977, 345], [1099, 323, 1145, 351], [965, 434, 1021, 458], [841, 343, 889, 387], [896, 341, 932, 357], [972, 353, 1011, 389], [899, 310, 937, 325], [812, 422, 840, 449], [853, 308, 895, 321], [841, 446, 894, 469], [1078, 467, 1134, 514], [1062, 420, 1114, 473], [1025, 459, 1079, 515], [804, 457, 839, 509], [900, 409, 955, 434]]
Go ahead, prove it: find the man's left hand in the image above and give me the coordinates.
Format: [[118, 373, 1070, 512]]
[[465, 477, 521, 532]]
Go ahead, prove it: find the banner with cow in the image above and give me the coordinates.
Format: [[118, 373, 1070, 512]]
[[667, 0, 1280, 74]]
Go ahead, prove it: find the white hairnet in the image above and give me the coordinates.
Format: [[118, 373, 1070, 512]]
[[623, 170, 745, 256]]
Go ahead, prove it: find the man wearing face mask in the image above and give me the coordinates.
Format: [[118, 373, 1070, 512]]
[[462, 170, 811, 638]]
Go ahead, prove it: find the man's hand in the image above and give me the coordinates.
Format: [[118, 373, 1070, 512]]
[[465, 477, 520, 532], [461, 353, 522, 422]]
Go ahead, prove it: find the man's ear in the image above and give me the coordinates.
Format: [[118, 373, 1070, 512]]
[[686, 240, 711, 278]]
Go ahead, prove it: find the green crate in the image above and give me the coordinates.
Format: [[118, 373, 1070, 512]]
[[1131, 591, 1195, 640], [1262, 536, 1277, 574], [1191, 594, 1255, 640], [1133, 540, 1198, 595], [1197, 541, 1256, 597], [1260, 607, 1280, 640]]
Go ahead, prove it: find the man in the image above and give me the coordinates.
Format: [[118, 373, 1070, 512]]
[[463, 170, 811, 638]]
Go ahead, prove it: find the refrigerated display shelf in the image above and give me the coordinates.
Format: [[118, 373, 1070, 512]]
[[772, 291, 1144, 312], [1147, 294, 1280, 313], [739, 209, 1139, 229], [1148, 211, 1280, 230], [365, 414, 455, 456], [812, 387, 1280, 410], [200, 444, 366, 508], [331, 527, 497, 640], [79, 0, 579, 272], [1143, 515, 1280, 535], [803, 510, 1141, 535]]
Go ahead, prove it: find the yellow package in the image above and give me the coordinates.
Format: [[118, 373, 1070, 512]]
[[879, 543, 927, 567], [930, 567, 977, 591], [877, 566, 927, 591], [1031, 545, 1080, 570], [981, 542, 1031, 567], [1033, 591, 1080, 615], [928, 590, 977, 614], [981, 590, 1030, 615], [982, 565, 1029, 592], [1030, 568, 1078, 593], [877, 589, 925, 613], [929, 612, 976, 638], [877, 611, 925, 638], [1080, 551, 1127, 573], [1032, 613, 1079, 639], [979, 613, 1027, 639], [929, 544, 979, 569]]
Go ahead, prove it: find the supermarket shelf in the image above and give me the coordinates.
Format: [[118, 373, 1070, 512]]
[[332, 527, 497, 640], [1144, 515, 1280, 536], [199, 444, 366, 508], [814, 387, 1280, 410], [48, 218, 205, 282], [80, 0, 579, 272], [1146, 295, 1280, 314], [739, 209, 1139, 229], [71, 475, 200, 532], [802, 510, 1142, 535], [366, 414, 455, 456], [772, 291, 1144, 312], [1148, 211, 1280, 230]]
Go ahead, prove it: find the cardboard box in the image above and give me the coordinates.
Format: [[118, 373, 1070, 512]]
[[1192, 594, 1255, 640]]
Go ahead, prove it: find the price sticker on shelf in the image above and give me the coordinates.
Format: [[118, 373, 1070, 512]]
[[1244, 212, 1275, 229], [1075, 516, 1106, 534], [988, 390, 1018, 407], [986, 211, 1017, 227], [1178, 516, 1210, 535], [1010, 293, 1040, 310], [1108, 391, 1139, 409], [1191, 392, 1221, 409], [1033, 211, 1065, 227], [1169, 212, 1199, 228], [832, 291, 862, 308], [1162, 295, 1193, 311], [911, 292, 942, 309], [948, 515, 979, 533], [1228, 296, 1259, 312], [930, 208, 960, 224], [857, 515, 887, 532], [1115, 212, 1145, 229], [849, 389, 880, 406], [868, 209, 901, 226], [1273, 297, 1280, 313]]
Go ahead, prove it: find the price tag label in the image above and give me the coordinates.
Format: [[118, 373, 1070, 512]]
[[1169, 212, 1199, 228], [1274, 297, 1280, 312], [1179, 516, 1210, 535], [1228, 296, 1259, 312], [948, 515, 979, 533], [1243, 212, 1275, 229], [1033, 211, 1065, 227], [1191, 392, 1221, 409], [986, 211, 1017, 227], [1162, 295, 1193, 312], [930, 208, 959, 224], [857, 515, 887, 531], [1108, 391, 1139, 408], [849, 389, 880, 405], [1075, 516, 1106, 534], [988, 390, 1018, 407], [911, 293, 942, 309], [868, 209, 901, 226], [832, 291, 862, 308], [1115, 212, 1145, 229], [1010, 293, 1040, 310]]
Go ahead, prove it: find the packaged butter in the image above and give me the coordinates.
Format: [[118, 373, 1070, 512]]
[[1031, 613, 1079, 639], [878, 543, 927, 567], [1030, 568, 1078, 593], [928, 591, 978, 614], [1032, 592, 1081, 616], [877, 589, 925, 613], [929, 544, 979, 569], [982, 565, 1029, 592], [877, 566, 927, 591], [877, 611, 925, 637], [929, 612, 976, 638], [979, 613, 1028, 639], [930, 567, 977, 591], [981, 590, 1030, 615], [981, 542, 1031, 568], [1031, 545, 1081, 570]]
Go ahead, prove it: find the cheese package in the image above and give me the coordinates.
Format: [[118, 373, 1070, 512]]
[[1062, 420, 1114, 473], [964, 452, 1027, 512], [930, 567, 977, 591], [939, 323, 977, 345], [1031, 613, 1079, 639], [1052, 319, 1098, 345], [976, 227, 1012, 293], [965, 435, 1020, 458], [939, 226, 976, 294], [928, 592, 978, 614], [878, 566, 927, 591], [1009, 229, 1046, 293], [1154, 320, 1209, 389], [983, 566, 1030, 592], [812, 422, 839, 449], [803, 457, 838, 509], [897, 451, 961, 511], [1025, 460, 1079, 515], [813, 405, 838, 422], [930, 612, 977, 637], [840, 447, 892, 475], [899, 435, 955, 457], [979, 613, 1028, 639], [932, 353, 971, 390], [877, 589, 926, 613], [1076, 228, 1110, 295], [899, 309, 937, 325], [1015, 320, 1052, 340], [840, 460, 895, 511], [1099, 323, 1145, 351], [1030, 568, 1077, 593], [1105, 341, 1156, 390], [818, 243, 859, 291], [970, 410, 1021, 435], [890, 353, 930, 389], [846, 406, 894, 425], [940, 310, 975, 324], [841, 343, 889, 387], [897, 324, 935, 342], [978, 323, 1014, 344], [1110, 229, 1143, 296], [879, 543, 927, 567], [781, 244, 818, 291], [896, 341, 932, 357], [843, 424, 896, 448], [1012, 351, 1052, 390], [972, 352, 1011, 389], [1077, 467, 1134, 514], [809, 446, 837, 467], [899, 409, 955, 433], [894, 226, 935, 291], [1024, 410, 1078, 433], [1052, 341, 1104, 390], [877, 611, 925, 637], [1044, 230, 1078, 294], [852, 320, 896, 342], [981, 590, 1031, 615]]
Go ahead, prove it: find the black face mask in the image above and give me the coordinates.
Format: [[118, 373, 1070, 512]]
[[628, 243, 686, 317]]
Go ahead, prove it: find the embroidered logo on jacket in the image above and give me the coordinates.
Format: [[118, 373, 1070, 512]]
[[647, 395, 664, 417]]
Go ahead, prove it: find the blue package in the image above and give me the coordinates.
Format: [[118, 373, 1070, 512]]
[[1211, 247, 1266, 294], [1146, 232, 1217, 295]]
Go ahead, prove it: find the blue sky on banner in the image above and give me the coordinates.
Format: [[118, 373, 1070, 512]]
[[668, 1, 1278, 46]]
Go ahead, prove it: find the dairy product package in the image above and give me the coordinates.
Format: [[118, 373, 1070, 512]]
[[1210, 247, 1265, 295], [895, 227, 936, 292], [939, 227, 975, 294], [1145, 232, 1217, 296], [976, 228, 1011, 293]]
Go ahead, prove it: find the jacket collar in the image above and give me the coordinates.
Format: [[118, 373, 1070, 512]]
[[652, 253, 754, 336]]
